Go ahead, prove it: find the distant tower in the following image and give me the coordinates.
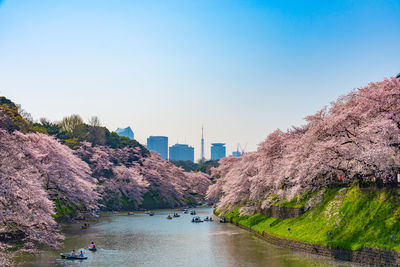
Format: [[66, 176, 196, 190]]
[[201, 126, 204, 163]]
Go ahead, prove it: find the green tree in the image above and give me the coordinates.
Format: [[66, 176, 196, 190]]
[[87, 116, 106, 145]]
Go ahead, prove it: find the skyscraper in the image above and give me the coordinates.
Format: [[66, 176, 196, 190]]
[[169, 144, 194, 162], [211, 143, 226, 160], [201, 126, 204, 163], [232, 151, 241, 157], [147, 136, 168, 160], [115, 126, 134, 140]]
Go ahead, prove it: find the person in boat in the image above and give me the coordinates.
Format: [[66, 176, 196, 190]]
[[78, 251, 84, 258], [89, 242, 96, 249], [71, 250, 76, 256]]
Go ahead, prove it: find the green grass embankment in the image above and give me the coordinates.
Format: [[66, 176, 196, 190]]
[[222, 183, 400, 252]]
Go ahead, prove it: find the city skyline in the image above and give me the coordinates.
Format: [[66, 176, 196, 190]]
[[1, 0, 399, 161], [144, 131, 230, 162]]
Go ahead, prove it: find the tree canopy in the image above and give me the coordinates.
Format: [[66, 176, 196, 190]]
[[207, 77, 400, 214]]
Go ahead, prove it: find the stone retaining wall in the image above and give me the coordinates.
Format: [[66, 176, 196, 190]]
[[231, 220, 400, 266], [257, 205, 305, 219]]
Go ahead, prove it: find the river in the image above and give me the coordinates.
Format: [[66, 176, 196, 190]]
[[19, 208, 354, 267]]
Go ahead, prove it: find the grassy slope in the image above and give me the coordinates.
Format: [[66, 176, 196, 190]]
[[223, 183, 400, 251]]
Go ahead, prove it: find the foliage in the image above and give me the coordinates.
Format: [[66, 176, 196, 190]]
[[59, 114, 84, 133], [0, 105, 100, 264], [76, 143, 211, 210], [0, 97, 30, 133], [207, 78, 400, 213], [0, 96, 211, 264], [223, 183, 400, 251], [0, 129, 61, 263], [171, 160, 219, 175], [35, 112, 148, 153], [52, 200, 77, 219]]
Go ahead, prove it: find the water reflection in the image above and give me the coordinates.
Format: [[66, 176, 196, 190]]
[[19, 208, 355, 267]]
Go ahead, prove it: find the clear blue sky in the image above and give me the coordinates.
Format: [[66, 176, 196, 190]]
[[1, 0, 399, 160]]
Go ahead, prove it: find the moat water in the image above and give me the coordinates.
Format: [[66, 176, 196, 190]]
[[20, 208, 355, 267]]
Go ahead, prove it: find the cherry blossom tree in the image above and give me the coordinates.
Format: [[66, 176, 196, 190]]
[[76, 144, 211, 209], [0, 98, 211, 264], [184, 171, 212, 197], [9, 132, 99, 212], [0, 129, 63, 265], [208, 77, 400, 214]]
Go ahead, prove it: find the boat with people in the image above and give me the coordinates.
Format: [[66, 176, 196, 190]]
[[219, 216, 228, 223], [61, 250, 87, 260], [60, 254, 87, 260], [183, 209, 189, 214], [81, 223, 90, 229], [191, 216, 203, 223], [203, 216, 213, 222], [173, 213, 180, 218], [190, 210, 196, 215], [88, 242, 97, 251], [167, 215, 172, 219]]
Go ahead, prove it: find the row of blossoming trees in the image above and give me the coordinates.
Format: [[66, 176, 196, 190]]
[[0, 98, 210, 265], [76, 142, 211, 210], [207, 77, 400, 214]]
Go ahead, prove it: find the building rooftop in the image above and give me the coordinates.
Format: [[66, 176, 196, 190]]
[[115, 126, 134, 140], [171, 143, 193, 148]]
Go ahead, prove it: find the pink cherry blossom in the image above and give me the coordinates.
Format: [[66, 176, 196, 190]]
[[208, 77, 400, 214]]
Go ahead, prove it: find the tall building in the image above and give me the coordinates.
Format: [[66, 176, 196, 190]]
[[232, 151, 241, 157], [201, 126, 204, 163], [169, 144, 194, 162], [211, 143, 226, 160], [147, 136, 168, 160], [115, 126, 134, 140]]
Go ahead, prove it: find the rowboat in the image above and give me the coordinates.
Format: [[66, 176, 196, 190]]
[[60, 254, 87, 260], [220, 217, 228, 223], [191, 216, 203, 223]]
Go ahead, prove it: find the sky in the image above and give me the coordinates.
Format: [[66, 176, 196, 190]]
[[0, 0, 399, 160]]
